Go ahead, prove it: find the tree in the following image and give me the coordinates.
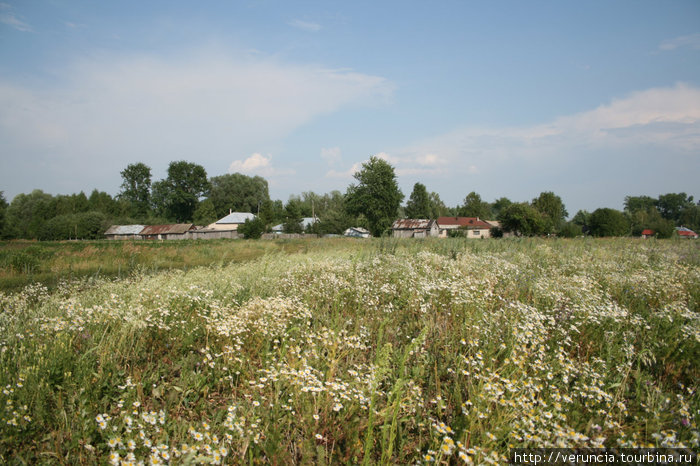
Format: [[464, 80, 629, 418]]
[[283, 199, 304, 234], [532, 191, 568, 234], [624, 195, 657, 214], [209, 173, 269, 218], [499, 203, 546, 237], [571, 210, 591, 233], [429, 192, 449, 218], [193, 199, 218, 226], [88, 189, 120, 216], [119, 163, 152, 218], [588, 208, 630, 237], [656, 193, 694, 222], [2, 190, 54, 239], [238, 217, 266, 239], [491, 197, 513, 219], [459, 192, 491, 219], [344, 156, 404, 237], [153, 161, 210, 222], [405, 183, 432, 218]]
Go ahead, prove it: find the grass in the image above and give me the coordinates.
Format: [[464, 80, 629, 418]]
[[0, 237, 698, 464]]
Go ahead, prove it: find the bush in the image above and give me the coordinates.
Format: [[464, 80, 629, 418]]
[[239, 217, 266, 239]]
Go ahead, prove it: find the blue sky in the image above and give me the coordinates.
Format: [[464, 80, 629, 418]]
[[1, 0, 699, 216]]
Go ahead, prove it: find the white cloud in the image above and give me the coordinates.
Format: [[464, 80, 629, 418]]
[[659, 33, 700, 51], [0, 48, 391, 195], [321, 146, 342, 164], [288, 19, 322, 32], [229, 153, 270, 173], [0, 3, 32, 32]]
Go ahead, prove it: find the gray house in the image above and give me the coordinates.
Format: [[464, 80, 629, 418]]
[[391, 219, 440, 238]]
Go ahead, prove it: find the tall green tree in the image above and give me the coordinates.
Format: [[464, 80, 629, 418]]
[[499, 202, 546, 237], [429, 192, 450, 218], [624, 195, 657, 214], [345, 156, 404, 237], [3, 190, 54, 239], [119, 163, 152, 218], [491, 197, 513, 219], [209, 173, 269, 218], [153, 161, 210, 223], [532, 191, 568, 234], [656, 193, 694, 222], [588, 208, 630, 237], [459, 192, 491, 219], [405, 183, 432, 218], [283, 199, 303, 234]]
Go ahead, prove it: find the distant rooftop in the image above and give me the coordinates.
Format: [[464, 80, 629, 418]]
[[216, 212, 256, 224]]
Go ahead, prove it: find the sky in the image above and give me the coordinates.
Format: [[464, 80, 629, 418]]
[[1, 0, 699, 216]]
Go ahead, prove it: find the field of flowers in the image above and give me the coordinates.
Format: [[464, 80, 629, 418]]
[[0, 238, 698, 464]]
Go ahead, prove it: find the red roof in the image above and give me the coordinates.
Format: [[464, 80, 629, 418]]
[[641, 229, 654, 236], [678, 229, 698, 237], [437, 217, 493, 229]]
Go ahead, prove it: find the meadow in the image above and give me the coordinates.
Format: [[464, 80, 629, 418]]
[[0, 237, 698, 464]]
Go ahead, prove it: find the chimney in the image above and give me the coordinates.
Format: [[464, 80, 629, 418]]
[[229, 209, 232, 215]]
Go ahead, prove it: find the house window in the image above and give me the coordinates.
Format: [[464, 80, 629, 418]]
[[473, 230, 480, 236]]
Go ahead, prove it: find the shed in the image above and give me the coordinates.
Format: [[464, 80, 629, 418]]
[[140, 224, 196, 240], [391, 219, 440, 238], [676, 227, 698, 239], [104, 225, 146, 240]]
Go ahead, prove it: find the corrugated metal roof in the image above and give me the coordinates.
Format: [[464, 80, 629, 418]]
[[216, 212, 256, 224], [104, 225, 146, 235], [140, 224, 195, 235], [392, 219, 435, 229]]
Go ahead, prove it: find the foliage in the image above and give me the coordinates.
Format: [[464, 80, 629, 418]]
[[588, 208, 630, 237], [238, 217, 266, 239], [491, 197, 512, 219], [532, 191, 568, 234], [193, 199, 218, 226], [458, 191, 491, 219], [209, 173, 269, 218], [345, 156, 404, 237], [499, 202, 546, 236], [558, 221, 583, 238], [118, 163, 152, 218], [0, 192, 6, 238], [624, 195, 657, 214], [0, 239, 698, 463], [283, 199, 304, 234], [152, 161, 210, 223], [405, 183, 432, 219], [657, 192, 694, 222]]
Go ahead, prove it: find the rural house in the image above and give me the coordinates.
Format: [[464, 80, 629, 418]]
[[641, 229, 655, 238], [676, 226, 698, 239], [437, 217, 494, 238], [271, 217, 319, 234], [206, 212, 256, 231], [391, 219, 440, 238]]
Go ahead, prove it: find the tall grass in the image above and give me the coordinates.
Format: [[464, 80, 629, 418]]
[[0, 238, 698, 463]]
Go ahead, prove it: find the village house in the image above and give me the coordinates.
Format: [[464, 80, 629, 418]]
[[391, 219, 440, 238], [271, 217, 318, 234], [437, 217, 494, 238], [676, 226, 698, 239], [641, 229, 655, 239], [206, 212, 256, 231]]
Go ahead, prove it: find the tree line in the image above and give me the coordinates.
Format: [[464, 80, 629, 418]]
[[0, 157, 698, 240]]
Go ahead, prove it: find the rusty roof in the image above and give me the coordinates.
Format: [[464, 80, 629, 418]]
[[140, 224, 195, 235], [392, 219, 436, 230], [437, 217, 493, 229]]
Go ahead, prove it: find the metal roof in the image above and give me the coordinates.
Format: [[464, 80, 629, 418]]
[[140, 224, 195, 235], [216, 212, 256, 224], [392, 219, 436, 230], [104, 225, 146, 235]]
